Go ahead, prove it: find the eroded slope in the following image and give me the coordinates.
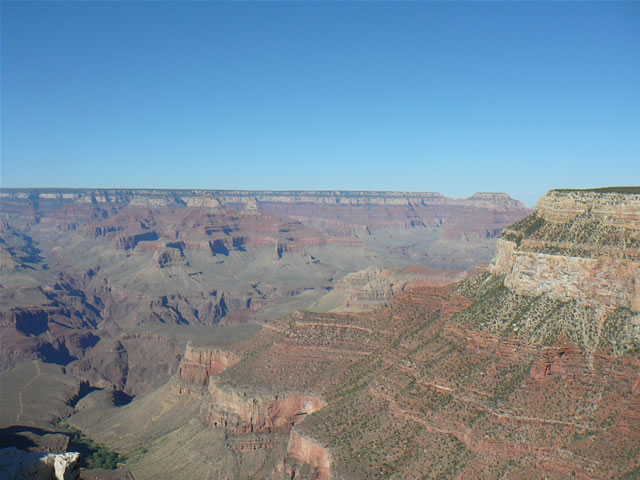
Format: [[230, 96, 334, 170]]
[[65, 188, 640, 479]]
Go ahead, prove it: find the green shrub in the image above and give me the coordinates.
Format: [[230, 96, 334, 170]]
[[57, 423, 126, 470]]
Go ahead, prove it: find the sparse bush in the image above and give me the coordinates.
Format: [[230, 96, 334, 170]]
[[58, 423, 126, 470]]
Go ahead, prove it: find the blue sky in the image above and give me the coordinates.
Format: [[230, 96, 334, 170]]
[[1, 1, 638, 206]]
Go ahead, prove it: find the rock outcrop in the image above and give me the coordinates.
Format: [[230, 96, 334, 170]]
[[0, 447, 79, 480], [329, 267, 400, 311], [178, 343, 239, 388], [536, 188, 640, 227], [202, 385, 326, 436], [283, 431, 332, 480], [177, 344, 326, 435], [491, 188, 640, 311], [314, 266, 468, 312]]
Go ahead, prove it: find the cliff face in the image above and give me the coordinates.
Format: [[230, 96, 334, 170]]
[[178, 343, 239, 387], [0, 189, 525, 208], [174, 342, 330, 477], [177, 342, 326, 435], [0, 189, 529, 253], [491, 189, 640, 311], [284, 431, 332, 480], [536, 189, 640, 228], [202, 384, 326, 435], [313, 266, 468, 313]]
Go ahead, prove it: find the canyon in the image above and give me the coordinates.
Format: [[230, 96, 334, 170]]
[[0, 188, 528, 392], [2, 188, 640, 479]]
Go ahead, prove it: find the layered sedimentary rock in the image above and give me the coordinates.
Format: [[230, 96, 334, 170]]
[[0, 188, 529, 396], [283, 431, 332, 480], [202, 385, 326, 435], [178, 343, 239, 388], [63, 187, 640, 480], [74, 276, 640, 479], [314, 266, 468, 312], [536, 188, 640, 227], [18, 188, 640, 479], [491, 188, 640, 311], [0, 189, 529, 256], [65, 331, 187, 395], [176, 343, 326, 435]]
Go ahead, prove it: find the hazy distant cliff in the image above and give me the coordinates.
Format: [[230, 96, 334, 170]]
[[0, 188, 526, 209]]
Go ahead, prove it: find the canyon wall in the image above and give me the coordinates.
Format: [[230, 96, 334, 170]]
[[313, 266, 468, 312], [0, 189, 525, 209], [536, 189, 640, 227], [491, 189, 640, 311], [19, 188, 640, 479], [284, 431, 332, 480], [174, 341, 330, 477], [178, 343, 240, 387], [0, 188, 529, 392]]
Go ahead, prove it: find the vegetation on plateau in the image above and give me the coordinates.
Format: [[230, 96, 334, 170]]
[[453, 273, 640, 355], [551, 186, 640, 194], [58, 422, 126, 470]]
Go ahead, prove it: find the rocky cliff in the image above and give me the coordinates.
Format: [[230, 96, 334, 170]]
[[313, 266, 468, 312], [0, 448, 79, 480], [178, 343, 240, 388], [175, 341, 329, 474], [491, 188, 640, 311], [0, 188, 529, 252], [0, 189, 525, 208]]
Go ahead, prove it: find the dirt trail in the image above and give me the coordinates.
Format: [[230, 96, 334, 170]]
[[16, 360, 41, 423]]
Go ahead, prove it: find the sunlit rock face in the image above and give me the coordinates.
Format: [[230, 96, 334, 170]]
[[0, 448, 80, 480], [491, 189, 640, 311]]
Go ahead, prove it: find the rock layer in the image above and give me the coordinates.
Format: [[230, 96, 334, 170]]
[[76, 187, 639, 480], [75, 278, 640, 479], [491, 189, 640, 311], [178, 343, 240, 387], [284, 431, 332, 480], [17, 188, 640, 479]]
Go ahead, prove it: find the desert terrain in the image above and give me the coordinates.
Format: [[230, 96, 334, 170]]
[[2, 188, 639, 479]]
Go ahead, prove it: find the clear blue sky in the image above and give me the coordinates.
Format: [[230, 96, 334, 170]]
[[1, 1, 638, 206]]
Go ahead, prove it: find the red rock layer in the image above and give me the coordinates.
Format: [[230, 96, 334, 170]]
[[169, 284, 640, 479]]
